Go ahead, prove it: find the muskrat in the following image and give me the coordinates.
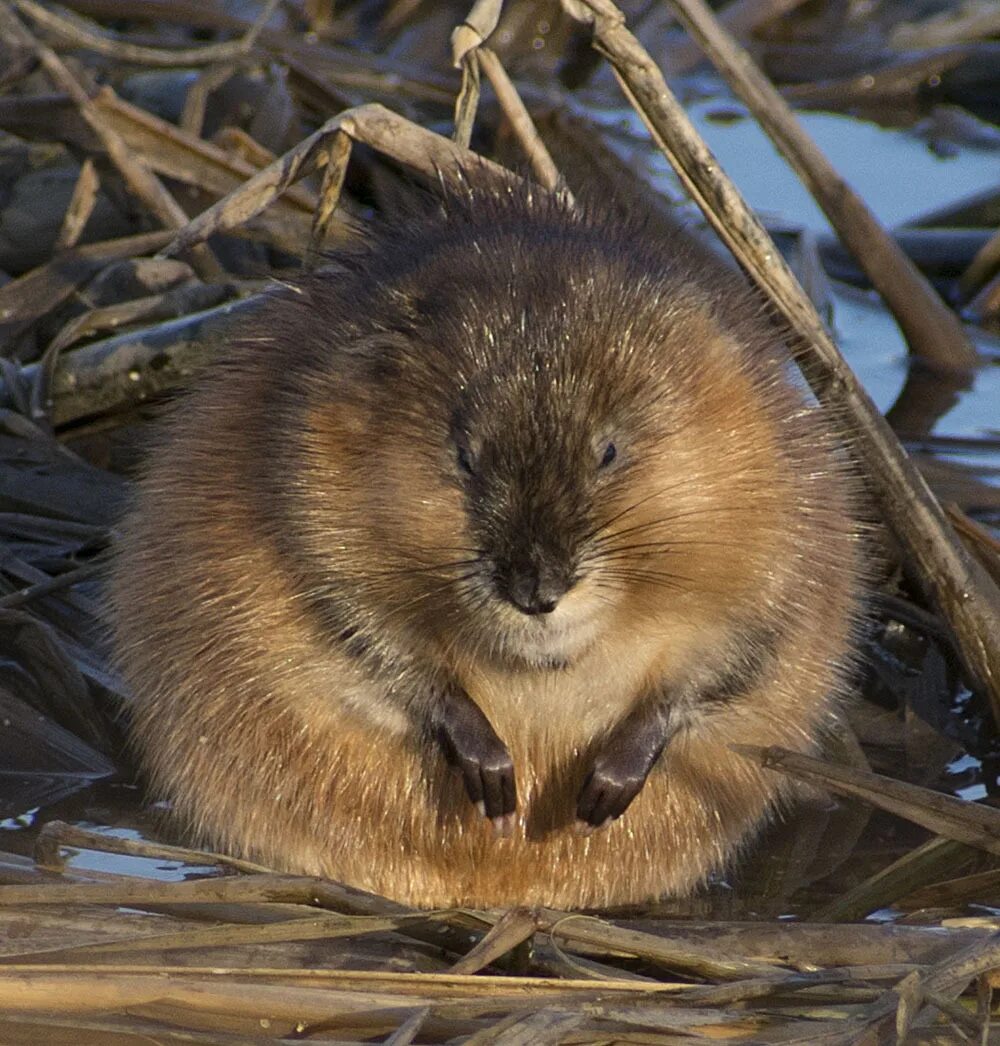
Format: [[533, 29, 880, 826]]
[[108, 184, 865, 909]]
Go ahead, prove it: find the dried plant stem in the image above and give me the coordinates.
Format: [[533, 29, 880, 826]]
[[737, 746, 1000, 856], [383, 1007, 431, 1046], [808, 836, 973, 923], [0, 229, 174, 347], [539, 912, 785, 980], [851, 931, 1000, 1042], [307, 130, 352, 262], [14, 0, 278, 67], [33, 821, 273, 875], [452, 51, 481, 149], [478, 48, 565, 194], [0, 962, 689, 1020], [959, 225, 1000, 301], [179, 62, 239, 138], [901, 866, 1000, 911], [0, 561, 102, 610], [451, 2, 563, 190], [54, 157, 99, 251], [947, 504, 1000, 587], [561, 0, 1000, 725], [448, 908, 538, 975], [0, 873, 408, 913], [27, 912, 436, 962], [3, 297, 257, 427], [451, 2, 500, 148], [663, 0, 978, 372], [967, 267, 1000, 323], [159, 104, 517, 260], [665, 0, 813, 74]]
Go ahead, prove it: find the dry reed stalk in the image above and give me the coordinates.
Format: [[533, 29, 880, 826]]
[[451, 2, 565, 191], [383, 1006, 431, 1045], [84, 91, 320, 215], [477, 48, 565, 193], [13, 0, 278, 67], [11, 297, 258, 427], [158, 103, 517, 259], [448, 907, 539, 975], [0, 561, 103, 609], [9, 913, 436, 962], [54, 158, 99, 252], [948, 504, 1000, 587], [0, 961, 693, 1003], [901, 868, 1000, 911], [34, 820, 273, 874], [664, 0, 814, 74], [736, 745, 1000, 855], [538, 912, 786, 980], [0, 873, 405, 912], [809, 837, 974, 923], [959, 225, 1000, 301], [0, 231, 174, 347]]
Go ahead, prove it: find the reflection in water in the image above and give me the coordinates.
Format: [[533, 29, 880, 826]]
[[885, 360, 973, 438]]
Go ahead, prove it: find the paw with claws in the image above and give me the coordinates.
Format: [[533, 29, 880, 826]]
[[576, 704, 674, 833], [433, 687, 517, 836]]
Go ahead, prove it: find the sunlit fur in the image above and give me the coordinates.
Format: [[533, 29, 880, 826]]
[[108, 186, 866, 908]]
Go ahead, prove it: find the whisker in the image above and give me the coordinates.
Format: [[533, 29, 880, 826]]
[[588, 540, 736, 561], [594, 571, 734, 600], [580, 484, 685, 543], [367, 557, 482, 579], [589, 501, 778, 548], [356, 570, 482, 622], [596, 568, 694, 589]]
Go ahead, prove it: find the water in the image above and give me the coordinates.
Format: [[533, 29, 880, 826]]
[[690, 100, 1000, 233]]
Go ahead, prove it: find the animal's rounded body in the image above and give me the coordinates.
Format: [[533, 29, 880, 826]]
[[109, 187, 863, 908]]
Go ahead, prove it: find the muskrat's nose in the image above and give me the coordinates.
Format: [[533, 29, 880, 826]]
[[500, 565, 574, 616]]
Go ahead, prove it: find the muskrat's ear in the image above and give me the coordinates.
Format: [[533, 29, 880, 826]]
[[386, 282, 449, 328], [343, 331, 411, 384]]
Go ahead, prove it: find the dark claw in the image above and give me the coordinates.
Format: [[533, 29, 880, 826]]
[[576, 763, 649, 830], [452, 742, 515, 821], [575, 703, 675, 830], [433, 686, 517, 825]]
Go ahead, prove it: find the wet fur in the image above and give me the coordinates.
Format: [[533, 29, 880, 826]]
[[108, 186, 865, 908]]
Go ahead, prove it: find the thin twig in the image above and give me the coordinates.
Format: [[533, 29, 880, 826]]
[[735, 745, 1000, 856], [0, 561, 102, 610], [54, 157, 99, 251], [157, 104, 517, 260], [478, 47, 567, 194], [450, 0, 501, 148], [14, 0, 279, 67]]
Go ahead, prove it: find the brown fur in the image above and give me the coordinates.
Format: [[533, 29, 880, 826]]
[[108, 187, 865, 908]]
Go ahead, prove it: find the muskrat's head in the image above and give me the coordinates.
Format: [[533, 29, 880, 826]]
[[281, 187, 793, 669]]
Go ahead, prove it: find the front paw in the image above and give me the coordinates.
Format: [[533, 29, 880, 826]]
[[434, 695, 517, 835], [575, 708, 672, 832], [576, 757, 651, 833]]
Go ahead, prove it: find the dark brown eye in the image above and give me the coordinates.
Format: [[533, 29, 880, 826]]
[[599, 441, 617, 469]]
